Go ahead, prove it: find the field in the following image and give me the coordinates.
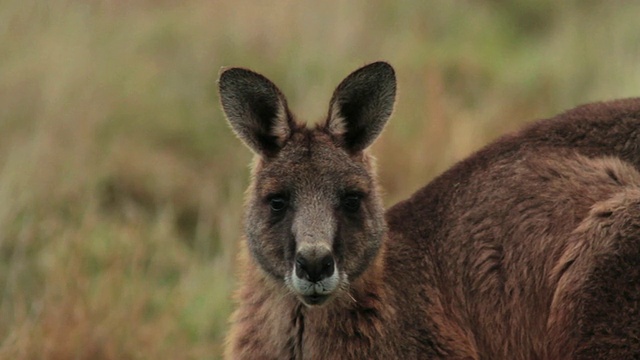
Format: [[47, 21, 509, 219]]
[[1, 1, 639, 358]]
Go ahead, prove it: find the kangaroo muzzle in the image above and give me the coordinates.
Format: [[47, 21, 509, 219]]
[[290, 243, 340, 306], [295, 245, 335, 283]]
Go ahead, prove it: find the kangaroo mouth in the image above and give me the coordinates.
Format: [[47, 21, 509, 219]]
[[292, 282, 337, 307], [286, 266, 341, 307], [302, 293, 330, 306]]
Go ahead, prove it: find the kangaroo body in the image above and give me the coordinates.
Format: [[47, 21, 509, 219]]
[[219, 63, 640, 359]]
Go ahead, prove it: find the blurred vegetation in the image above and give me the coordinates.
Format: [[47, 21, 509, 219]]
[[0, 0, 639, 358]]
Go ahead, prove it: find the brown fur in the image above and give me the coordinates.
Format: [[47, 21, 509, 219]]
[[219, 62, 640, 359]]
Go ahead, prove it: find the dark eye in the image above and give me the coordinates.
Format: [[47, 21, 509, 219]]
[[342, 194, 362, 213], [269, 197, 288, 212]]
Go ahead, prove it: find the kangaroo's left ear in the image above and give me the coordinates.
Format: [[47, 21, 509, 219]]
[[325, 62, 396, 153]]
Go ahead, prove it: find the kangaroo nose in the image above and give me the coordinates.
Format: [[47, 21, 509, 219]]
[[295, 250, 335, 283]]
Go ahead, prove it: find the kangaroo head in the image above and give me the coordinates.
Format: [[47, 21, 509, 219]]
[[219, 62, 396, 306]]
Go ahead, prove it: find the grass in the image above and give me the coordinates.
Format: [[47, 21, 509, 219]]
[[0, 0, 639, 358]]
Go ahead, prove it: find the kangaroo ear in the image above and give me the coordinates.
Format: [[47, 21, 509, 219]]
[[326, 62, 396, 153], [218, 67, 294, 157]]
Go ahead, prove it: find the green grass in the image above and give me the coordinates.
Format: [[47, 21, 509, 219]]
[[0, 0, 639, 358]]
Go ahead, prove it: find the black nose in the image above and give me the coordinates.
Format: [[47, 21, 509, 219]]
[[295, 252, 335, 283]]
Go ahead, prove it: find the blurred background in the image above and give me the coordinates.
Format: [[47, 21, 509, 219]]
[[1, 0, 639, 358]]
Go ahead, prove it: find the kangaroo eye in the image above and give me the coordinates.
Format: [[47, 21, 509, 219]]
[[342, 194, 362, 213], [269, 197, 288, 212]]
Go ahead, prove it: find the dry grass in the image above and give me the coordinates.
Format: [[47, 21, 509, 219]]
[[0, 0, 639, 358]]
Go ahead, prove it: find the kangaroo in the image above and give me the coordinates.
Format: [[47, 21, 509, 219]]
[[218, 62, 640, 359]]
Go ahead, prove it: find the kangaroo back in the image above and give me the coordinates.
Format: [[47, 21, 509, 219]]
[[385, 98, 640, 358]]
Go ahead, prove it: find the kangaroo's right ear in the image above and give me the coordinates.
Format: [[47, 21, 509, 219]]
[[218, 67, 294, 157]]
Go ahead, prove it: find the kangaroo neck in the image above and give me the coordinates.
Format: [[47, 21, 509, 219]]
[[289, 302, 305, 360]]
